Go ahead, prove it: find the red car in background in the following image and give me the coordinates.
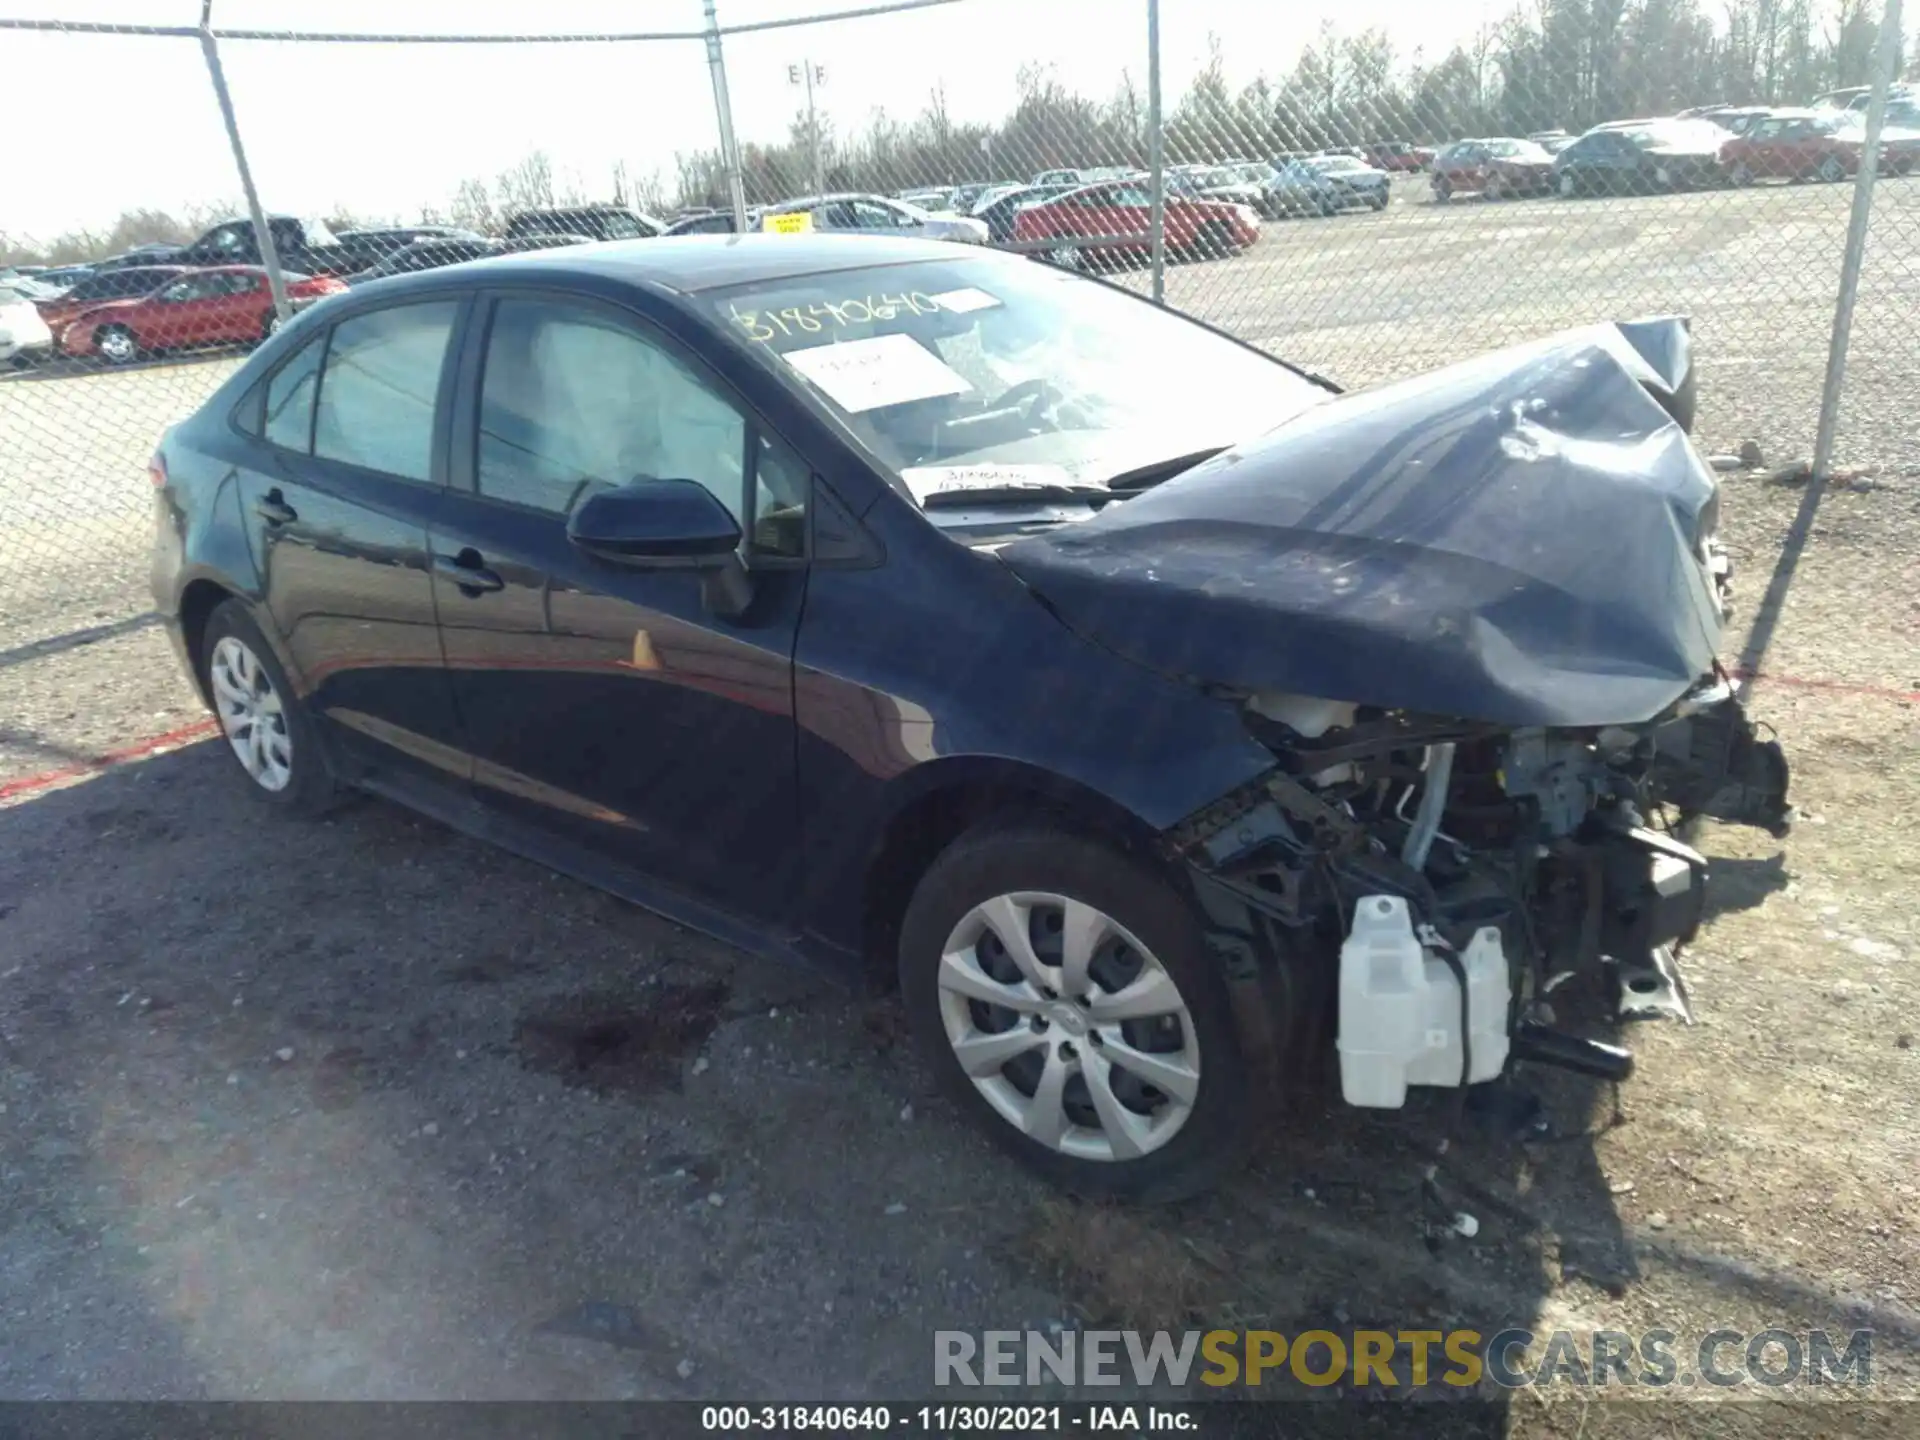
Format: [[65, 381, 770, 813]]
[[1364, 141, 1434, 172], [1012, 180, 1261, 268], [34, 265, 192, 341], [1431, 137, 1557, 200], [60, 266, 344, 364], [1720, 108, 1898, 183]]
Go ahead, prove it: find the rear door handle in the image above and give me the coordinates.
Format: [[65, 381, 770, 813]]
[[434, 549, 505, 594], [255, 490, 297, 526]]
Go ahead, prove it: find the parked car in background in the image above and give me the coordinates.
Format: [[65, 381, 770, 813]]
[[499, 234, 596, 253], [504, 205, 662, 243], [1552, 119, 1728, 195], [0, 284, 54, 366], [1526, 130, 1575, 153], [1012, 179, 1260, 265], [336, 226, 485, 265], [1167, 164, 1278, 218], [1031, 166, 1135, 186], [1811, 85, 1872, 109], [759, 194, 989, 245], [159, 215, 368, 277], [1269, 155, 1391, 215], [897, 188, 957, 212], [93, 243, 191, 270], [60, 266, 344, 363], [33, 264, 192, 338], [29, 264, 98, 295], [1364, 141, 1433, 172], [1720, 108, 1902, 182], [1691, 105, 1773, 137], [666, 210, 752, 236], [971, 183, 1076, 243], [950, 182, 1001, 211], [1431, 138, 1556, 201], [344, 238, 502, 285]]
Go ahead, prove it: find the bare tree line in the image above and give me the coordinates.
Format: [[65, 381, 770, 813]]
[[6, 0, 1913, 266]]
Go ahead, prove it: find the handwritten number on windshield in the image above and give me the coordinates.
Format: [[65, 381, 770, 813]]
[[729, 293, 945, 345]]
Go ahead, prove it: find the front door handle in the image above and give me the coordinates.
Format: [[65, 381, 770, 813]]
[[434, 549, 505, 594], [255, 490, 297, 526]]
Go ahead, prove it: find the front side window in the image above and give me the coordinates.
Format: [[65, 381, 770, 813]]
[[475, 298, 752, 532], [312, 301, 458, 482]]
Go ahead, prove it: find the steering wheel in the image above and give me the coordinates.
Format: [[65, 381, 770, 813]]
[[986, 376, 1063, 421]]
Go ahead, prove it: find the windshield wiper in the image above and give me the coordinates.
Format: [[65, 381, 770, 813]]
[[1101, 446, 1229, 492], [920, 483, 1114, 509]]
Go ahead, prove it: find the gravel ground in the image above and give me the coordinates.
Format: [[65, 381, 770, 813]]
[[2, 176, 1918, 1427]]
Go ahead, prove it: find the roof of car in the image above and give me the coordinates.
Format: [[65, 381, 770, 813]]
[[360, 233, 996, 296]]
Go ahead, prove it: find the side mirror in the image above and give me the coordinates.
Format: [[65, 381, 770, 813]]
[[566, 478, 753, 618], [567, 478, 741, 562]]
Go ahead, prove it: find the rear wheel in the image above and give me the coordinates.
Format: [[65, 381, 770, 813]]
[[899, 824, 1251, 1201], [1558, 171, 1579, 198], [1730, 160, 1755, 187], [199, 600, 338, 815], [1432, 177, 1452, 204], [95, 324, 137, 364]]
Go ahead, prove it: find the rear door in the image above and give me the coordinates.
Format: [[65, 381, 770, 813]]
[[233, 298, 471, 787], [428, 290, 808, 921], [205, 271, 268, 344]]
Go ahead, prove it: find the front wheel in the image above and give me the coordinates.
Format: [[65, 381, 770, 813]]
[[200, 599, 338, 814], [899, 825, 1251, 1201], [1730, 161, 1755, 187], [1432, 177, 1452, 204], [1558, 171, 1579, 198], [94, 324, 138, 364]]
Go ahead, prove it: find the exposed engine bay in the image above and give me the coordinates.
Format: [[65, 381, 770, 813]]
[[1170, 673, 1792, 1108]]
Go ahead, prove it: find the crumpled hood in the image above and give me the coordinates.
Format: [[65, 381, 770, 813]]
[[998, 317, 1726, 728]]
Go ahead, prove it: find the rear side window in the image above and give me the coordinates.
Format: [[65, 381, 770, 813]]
[[264, 334, 324, 450], [313, 301, 458, 482]]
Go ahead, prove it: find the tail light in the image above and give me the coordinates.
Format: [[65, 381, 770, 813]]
[[148, 451, 168, 489]]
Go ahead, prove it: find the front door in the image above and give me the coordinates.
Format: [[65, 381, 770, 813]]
[[233, 297, 470, 785], [429, 292, 808, 923]]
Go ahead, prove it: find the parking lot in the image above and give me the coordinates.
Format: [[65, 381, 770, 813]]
[[3, 177, 1918, 1423]]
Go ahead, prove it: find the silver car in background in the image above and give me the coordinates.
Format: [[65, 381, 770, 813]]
[[761, 193, 989, 244]]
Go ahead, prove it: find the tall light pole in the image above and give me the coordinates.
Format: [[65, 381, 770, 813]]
[[788, 60, 826, 194]]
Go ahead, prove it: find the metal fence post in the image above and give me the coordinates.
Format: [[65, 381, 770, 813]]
[[197, 1, 289, 321], [1146, 0, 1164, 303], [702, 0, 751, 232], [1811, 0, 1902, 480]]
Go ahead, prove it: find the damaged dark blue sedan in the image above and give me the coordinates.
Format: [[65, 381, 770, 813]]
[[151, 235, 1791, 1200]]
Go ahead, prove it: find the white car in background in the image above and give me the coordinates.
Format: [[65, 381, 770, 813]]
[[763, 193, 989, 245], [0, 285, 54, 366]]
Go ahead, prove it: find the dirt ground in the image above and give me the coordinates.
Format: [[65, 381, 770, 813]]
[[3, 179, 1918, 1431]]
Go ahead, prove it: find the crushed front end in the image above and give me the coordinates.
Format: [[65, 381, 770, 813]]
[[1169, 678, 1791, 1107]]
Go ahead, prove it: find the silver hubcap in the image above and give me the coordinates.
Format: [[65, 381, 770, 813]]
[[210, 636, 293, 792], [937, 891, 1200, 1162], [1560, 174, 1575, 195], [100, 329, 134, 361]]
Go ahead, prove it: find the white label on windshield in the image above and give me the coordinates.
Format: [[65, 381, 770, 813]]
[[900, 463, 1073, 502], [780, 334, 973, 413], [929, 286, 1002, 314]]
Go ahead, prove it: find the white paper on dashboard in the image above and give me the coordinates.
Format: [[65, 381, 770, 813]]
[[780, 334, 973, 413], [928, 286, 1002, 314], [899, 463, 1074, 502]]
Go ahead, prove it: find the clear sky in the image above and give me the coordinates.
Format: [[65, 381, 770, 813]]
[[8, 0, 1508, 239]]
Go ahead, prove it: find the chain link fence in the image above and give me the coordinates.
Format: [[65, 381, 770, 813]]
[[3, 0, 1913, 658]]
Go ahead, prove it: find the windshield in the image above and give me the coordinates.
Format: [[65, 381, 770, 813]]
[[1486, 139, 1551, 161], [704, 256, 1326, 506]]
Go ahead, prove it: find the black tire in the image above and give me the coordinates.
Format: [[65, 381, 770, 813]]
[[1368, 190, 1389, 211], [899, 823, 1251, 1202], [1432, 177, 1452, 203], [198, 599, 339, 815]]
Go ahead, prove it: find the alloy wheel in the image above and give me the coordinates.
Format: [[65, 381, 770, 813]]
[[97, 327, 136, 363], [209, 635, 294, 792], [936, 891, 1200, 1162]]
